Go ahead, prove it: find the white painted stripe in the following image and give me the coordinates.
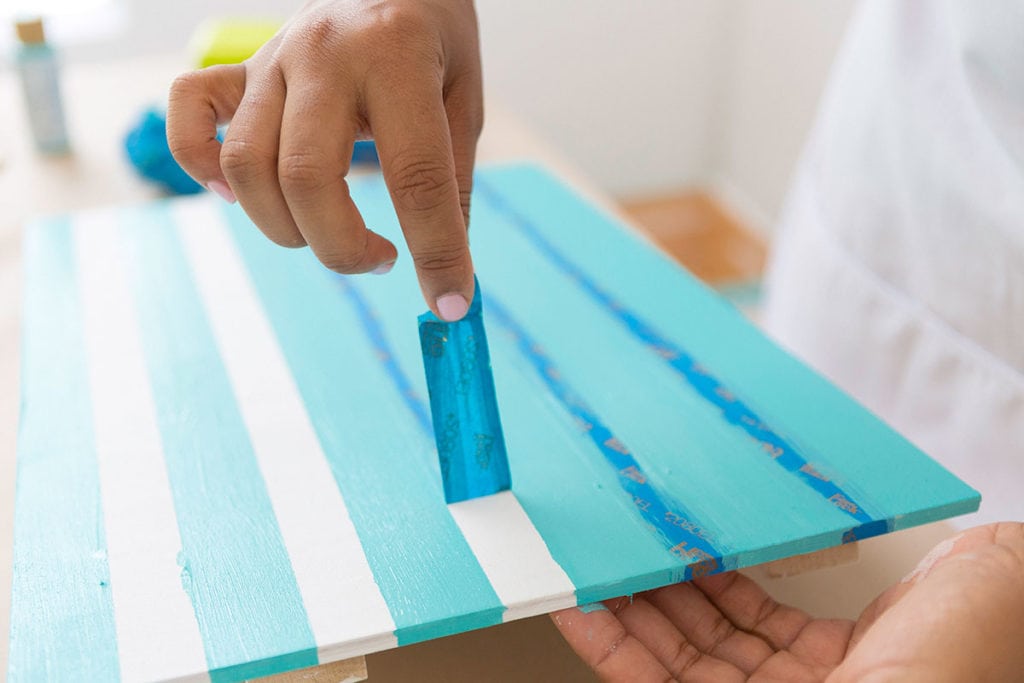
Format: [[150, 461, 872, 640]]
[[75, 209, 211, 683], [448, 491, 576, 621], [175, 197, 398, 657]]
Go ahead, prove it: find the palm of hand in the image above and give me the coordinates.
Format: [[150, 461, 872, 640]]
[[552, 523, 1024, 682]]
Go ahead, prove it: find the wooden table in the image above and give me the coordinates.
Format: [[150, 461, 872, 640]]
[[0, 55, 960, 683]]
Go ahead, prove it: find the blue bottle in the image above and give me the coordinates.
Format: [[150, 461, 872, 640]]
[[15, 18, 70, 155]]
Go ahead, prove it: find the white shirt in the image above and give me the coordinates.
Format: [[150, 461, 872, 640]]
[[763, 0, 1024, 526]]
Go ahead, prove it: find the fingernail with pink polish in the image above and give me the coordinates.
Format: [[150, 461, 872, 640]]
[[372, 261, 395, 275], [207, 179, 237, 204], [436, 293, 469, 322]]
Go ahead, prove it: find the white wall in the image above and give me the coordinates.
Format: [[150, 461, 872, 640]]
[[28, 0, 289, 61], [32, 0, 740, 198], [477, 0, 732, 197], [478, 0, 856, 222], [24, 0, 855, 228], [711, 0, 856, 231]]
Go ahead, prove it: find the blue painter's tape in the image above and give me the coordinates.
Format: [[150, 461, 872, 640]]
[[8, 219, 121, 683], [124, 106, 204, 195], [417, 279, 512, 504], [122, 205, 317, 681], [340, 277, 433, 435], [476, 179, 883, 539], [223, 205, 505, 647], [338, 268, 686, 603], [842, 518, 889, 544], [337, 270, 726, 580], [485, 296, 726, 580]]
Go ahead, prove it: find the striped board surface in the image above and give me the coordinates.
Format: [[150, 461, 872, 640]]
[[9, 163, 979, 682]]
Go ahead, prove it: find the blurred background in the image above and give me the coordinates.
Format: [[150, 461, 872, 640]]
[[0, 0, 858, 315], [2, 0, 855, 221]]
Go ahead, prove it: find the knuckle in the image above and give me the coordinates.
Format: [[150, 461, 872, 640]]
[[307, 15, 339, 43], [263, 229, 306, 249], [274, 19, 334, 73], [168, 70, 203, 101], [752, 595, 781, 629], [668, 640, 703, 678], [366, 3, 426, 39], [220, 138, 273, 183], [589, 623, 629, 674], [318, 249, 365, 273], [413, 242, 467, 275], [389, 154, 456, 214], [278, 149, 332, 196], [166, 135, 204, 167], [705, 614, 736, 653], [359, 5, 440, 74]]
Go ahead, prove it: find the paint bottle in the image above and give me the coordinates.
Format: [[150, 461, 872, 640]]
[[14, 18, 70, 155]]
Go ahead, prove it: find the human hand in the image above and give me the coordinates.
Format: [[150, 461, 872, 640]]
[[552, 523, 1024, 682], [167, 0, 483, 320]]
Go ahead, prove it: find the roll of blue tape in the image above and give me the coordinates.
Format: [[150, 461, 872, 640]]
[[124, 106, 204, 195], [418, 277, 511, 503]]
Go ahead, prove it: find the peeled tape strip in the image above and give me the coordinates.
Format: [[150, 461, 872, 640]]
[[418, 277, 512, 503]]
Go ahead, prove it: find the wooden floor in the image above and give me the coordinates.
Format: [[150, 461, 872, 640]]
[[621, 190, 766, 287]]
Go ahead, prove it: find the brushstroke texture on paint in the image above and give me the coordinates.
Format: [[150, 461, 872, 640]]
[[476, 178, 882, 539], [123, 204, 318, 681], [8, 219, 121, 683]]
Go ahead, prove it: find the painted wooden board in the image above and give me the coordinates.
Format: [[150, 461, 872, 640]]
[[8, 163, 979, 683]]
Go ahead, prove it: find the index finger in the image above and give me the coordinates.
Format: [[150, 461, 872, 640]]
[[367, 70, 475, 321]]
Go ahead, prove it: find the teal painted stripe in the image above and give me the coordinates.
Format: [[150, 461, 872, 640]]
[[342, 179, 711, 605], [489, 352, 706, 604], [474, 165, 979, 524], [221, 204, 505, 646], [477, 179, 880, 531], [8, 219, 120, 682], [341, 267, 728, 599], [353, 269, 707, 604], [120, 204, 317, 682], [343, 169, 974, 597], [485, 295, 725, 577], [466, 193, 858, 556]]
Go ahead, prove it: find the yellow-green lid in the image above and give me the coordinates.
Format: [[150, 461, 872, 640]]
[[189, 18, 282, 68]]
